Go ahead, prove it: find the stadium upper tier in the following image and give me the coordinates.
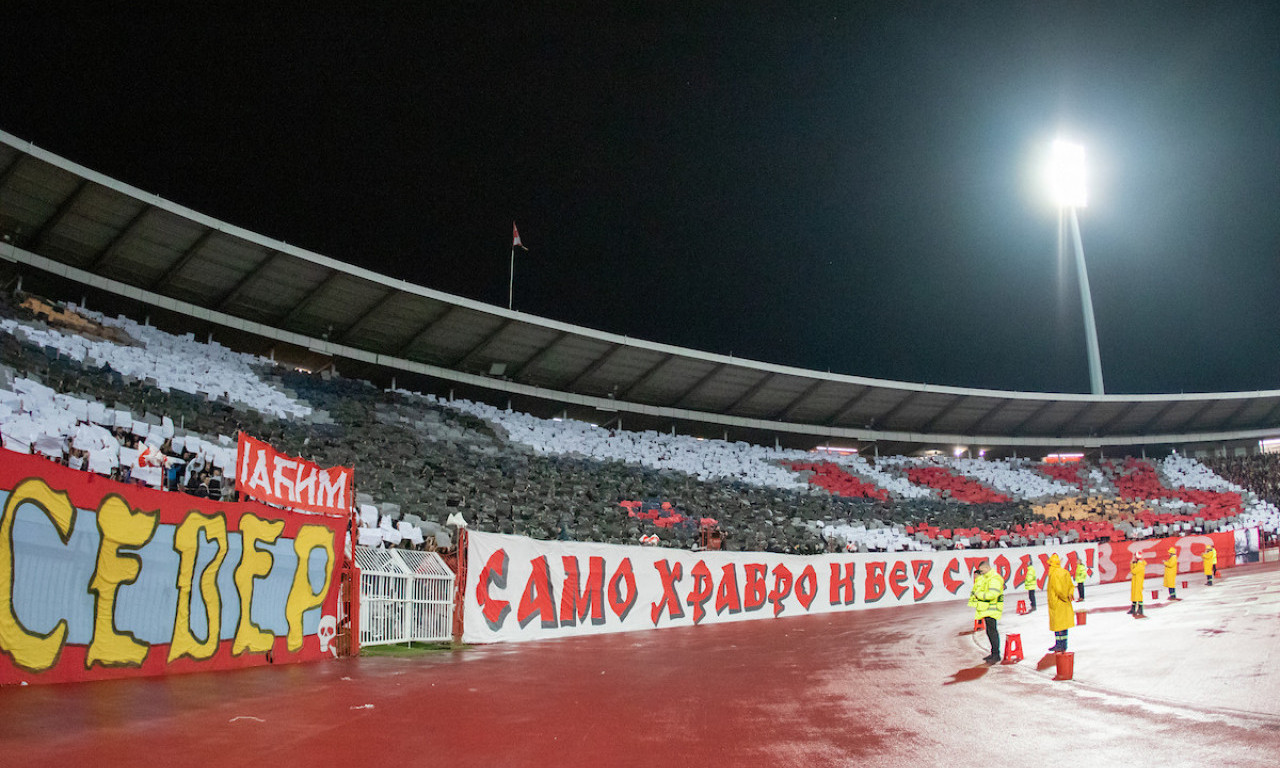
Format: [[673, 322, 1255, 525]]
[[3, 128, 1280, 453]]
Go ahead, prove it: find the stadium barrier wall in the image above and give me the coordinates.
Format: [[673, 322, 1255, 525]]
[[461, 530, 1099, 644], [0, 449, 346, 686], [1096, 531, 1239, 585]]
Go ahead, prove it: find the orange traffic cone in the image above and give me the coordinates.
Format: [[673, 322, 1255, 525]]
[[1075, 609, 1086, 625], [1016, 599, 1028, 615], [973, 618, 984, 633]]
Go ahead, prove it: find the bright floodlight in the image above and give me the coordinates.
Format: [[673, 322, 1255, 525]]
[[1050, 140, 1088, 208]]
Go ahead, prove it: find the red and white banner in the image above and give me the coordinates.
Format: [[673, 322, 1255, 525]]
[[236, 433, 353, 515], [1096, 531, 1236, 584], [462, 530, 1098, 644]]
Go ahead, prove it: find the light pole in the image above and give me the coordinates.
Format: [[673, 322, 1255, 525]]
[[1051, 140, 1104, 395]]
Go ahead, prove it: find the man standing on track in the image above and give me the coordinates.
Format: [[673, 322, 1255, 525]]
[[1164, 547, 1179, 600], [1074, 559, 1088, 601], [968, 560, 1005, 664], [1128, 555, 1147, 617], [1203, 544, 1217, 586], [1046, 554, 1075, 652], [1024, 562, 1037, 613]]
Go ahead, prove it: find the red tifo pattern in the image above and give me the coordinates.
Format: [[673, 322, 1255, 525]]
[[1109, 458, 1242, 522], [784, 462, 889, 500], [905, 466, 1009, 504], [1040, 464, 1085, 486]]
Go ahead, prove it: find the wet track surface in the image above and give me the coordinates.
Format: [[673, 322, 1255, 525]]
[[4, 562, 1279, 766]]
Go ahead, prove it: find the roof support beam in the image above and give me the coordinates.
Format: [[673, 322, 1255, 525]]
[[961, 399, 1008, 435], [1009, 400, 1059, 436], [769, 378, 826, 421], [1135, 400, 1181, 435], [1256, 399, 1280, 430], [824, 387, 873, 427], [1093, 401, 1141, 437], [725, 373, 777, 413], [214, 250, 283, 311], [89, 205, 154, 271], [1041, 401, 1091, 437], [151, 227, 216, 292], [335, 289, 396, 345], [506, 331, 570, 381], [1171, 400, 1219, 433], [276, 271, 341, 329], [24, 178, 91, 250], [451, 318, 516, 369], [564, 343, 623, 391], [619, 354, 675, 400], [0, 154, 25, 192], [1221, 398, 1258, 430], [672, 363, 728, 408], [918, 394, 966, 433], [877, 391, 922, 430], [396, 306, 456, 358]]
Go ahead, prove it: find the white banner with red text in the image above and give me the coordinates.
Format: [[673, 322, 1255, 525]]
[[462, 530, 1099, 644], [236, 433, 353, 516]]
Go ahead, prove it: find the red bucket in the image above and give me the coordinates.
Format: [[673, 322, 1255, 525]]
[[1054, 651, 1075, 681]]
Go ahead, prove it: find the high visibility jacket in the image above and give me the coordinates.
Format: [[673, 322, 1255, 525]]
[[1023, 565, 1037, 590], [1130, 559, 1147, 602], [968, 571, 1005, 620], [1163, 553, 1178, 588], [1074, 562, 1087, 584], [1046, 559, 1075, 632], [1203, 547, 1217, 575]]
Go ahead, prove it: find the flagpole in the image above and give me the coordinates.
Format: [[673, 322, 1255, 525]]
[[508, 245, 515, 310]]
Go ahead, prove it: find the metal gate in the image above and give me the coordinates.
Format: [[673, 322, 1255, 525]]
[[355, 546, 455, 646]]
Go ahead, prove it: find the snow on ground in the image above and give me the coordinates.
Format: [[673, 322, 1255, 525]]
[[980, 560, 1280, 720]]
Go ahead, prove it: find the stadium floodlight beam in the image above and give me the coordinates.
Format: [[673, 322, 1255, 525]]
[[1051, 140, 1105, 395]]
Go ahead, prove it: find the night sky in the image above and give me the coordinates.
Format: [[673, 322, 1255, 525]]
[[3, 4, 1279, 395]]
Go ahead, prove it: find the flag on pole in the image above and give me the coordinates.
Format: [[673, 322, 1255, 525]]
[[512, 222, 528, 250]]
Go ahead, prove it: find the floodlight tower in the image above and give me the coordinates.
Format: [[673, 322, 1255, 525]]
[[1051, 140, 1104, 395]]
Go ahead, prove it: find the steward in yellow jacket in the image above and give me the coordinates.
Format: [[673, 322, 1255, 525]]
[[1023, 564, 1037, 612], [1128, 557, 1147, 617], [968, 561, 1005, 663], [1046, 554, 1075, 652], [1074, 561, 1088, 601], [1164, 547, 1179, 600], [1203, 544, 1217, 585]]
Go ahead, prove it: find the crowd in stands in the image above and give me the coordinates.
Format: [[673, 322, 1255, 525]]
[[1, 288, 1278, 559], [1203, 454, 1280, 504]]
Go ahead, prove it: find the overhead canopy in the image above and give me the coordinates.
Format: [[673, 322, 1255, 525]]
[[3, 129, 1279, 452]]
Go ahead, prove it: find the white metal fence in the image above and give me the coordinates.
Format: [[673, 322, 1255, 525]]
[[355, 546, 455, 647]]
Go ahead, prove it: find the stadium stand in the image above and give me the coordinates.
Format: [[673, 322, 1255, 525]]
[[1, 288, 1277, 558]]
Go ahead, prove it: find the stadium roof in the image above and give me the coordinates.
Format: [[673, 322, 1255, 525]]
[[3, 128, 1279, 453]]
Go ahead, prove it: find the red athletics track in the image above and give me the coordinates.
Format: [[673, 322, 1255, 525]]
[[4, 561, 1280, 767]]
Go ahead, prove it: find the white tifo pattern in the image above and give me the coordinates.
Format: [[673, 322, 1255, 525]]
[[0, 310, 311, 484], [1, 310, 310, 419], [0, 374, 238, 482]]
